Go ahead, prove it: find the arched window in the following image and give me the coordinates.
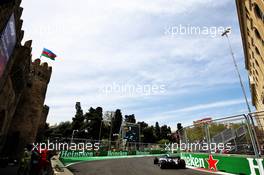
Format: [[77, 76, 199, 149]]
[[254, 3, 264, 22], [254, 28, 261, 40], [254, 3, 263, 20], [255, 59, 260, 68], [255, 46, 261, 55]]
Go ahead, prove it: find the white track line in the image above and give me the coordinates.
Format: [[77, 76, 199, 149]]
[[187, 166, 236, 175]]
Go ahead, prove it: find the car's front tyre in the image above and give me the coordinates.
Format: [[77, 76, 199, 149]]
[[159, 161, 167, 169]]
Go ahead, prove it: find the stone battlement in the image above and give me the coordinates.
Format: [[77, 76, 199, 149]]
[[31, 59, 52, 83]]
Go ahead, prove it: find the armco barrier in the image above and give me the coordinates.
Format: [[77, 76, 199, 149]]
[[181, 152, 264, 175]]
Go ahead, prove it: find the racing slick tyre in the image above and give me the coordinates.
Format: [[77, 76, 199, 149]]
[[159, 161, 167, 169], [178, 159, 186, 169]]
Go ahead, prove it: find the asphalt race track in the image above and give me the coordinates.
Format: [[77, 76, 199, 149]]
[[68, 157, 211, 175]]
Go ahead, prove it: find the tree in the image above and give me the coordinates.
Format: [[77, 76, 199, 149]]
[[209, 123, 227, 137], [177, 123, 183, 131], [138, 121, 148, 133], [36, 123, 51, 142], [175, 123, 183, 143], [84, 107, 103, 140], [46, 103, 181, 144], [125, 114, 136, 123], [137, 121, 148, 142], [158, 139, 170, 145], [155, 122, 161, 141], [142, 126, 156, 143], [160, 125, 171, 140], [185, 123, 228, 143], [185, 126, 204, 142], [52, 121, 72, 138], [72, 102, 84, 130], [112, 109, 123, 140]]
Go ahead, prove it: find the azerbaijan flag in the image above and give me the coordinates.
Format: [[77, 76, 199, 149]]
[[41, 48, 57, 60]]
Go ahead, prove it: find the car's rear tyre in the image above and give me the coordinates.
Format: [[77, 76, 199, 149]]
[[178, 159, 186, 169]]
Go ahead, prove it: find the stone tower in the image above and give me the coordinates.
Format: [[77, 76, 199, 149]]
[[38, 105, 50, 133], [7, 59, 52, 156], [36, 105, 50, 141]]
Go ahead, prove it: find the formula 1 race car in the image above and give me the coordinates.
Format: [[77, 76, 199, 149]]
[[153, 154, 186, 169]]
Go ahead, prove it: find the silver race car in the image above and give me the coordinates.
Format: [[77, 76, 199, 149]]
[[153, 154, 186, 169]]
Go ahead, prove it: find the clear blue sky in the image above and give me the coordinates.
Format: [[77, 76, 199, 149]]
[[21, 0, 254, 130]]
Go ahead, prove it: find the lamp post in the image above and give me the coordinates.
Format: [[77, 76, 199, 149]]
[[71, 130, 79, 143], [108, 119, 113, 151], [98, 120, 103, 142], [71, 129, 88, 143], [221, 28, 251, 113]]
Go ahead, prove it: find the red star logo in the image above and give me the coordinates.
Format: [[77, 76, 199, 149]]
[[206, 154, 219, 171]]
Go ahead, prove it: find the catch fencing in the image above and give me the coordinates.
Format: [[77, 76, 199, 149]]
[[179, 111, 264, 157], [51, 111, 264, 157]]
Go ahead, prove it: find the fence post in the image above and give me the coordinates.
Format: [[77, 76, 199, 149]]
[[184, 128, 188, 146], [204, 124, 211, 154], [244, 114, 260, 157], [247, 114, 261, 157]]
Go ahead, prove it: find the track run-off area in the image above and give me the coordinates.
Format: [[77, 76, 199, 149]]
[[68, 156, 215, 175]]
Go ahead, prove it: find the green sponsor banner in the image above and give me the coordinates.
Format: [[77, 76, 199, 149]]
[[60, 150, 167, 158], [136, 151, 151, 155], [108, 151, 128, 156], [60, 150, 94, 157], [181, 152, 264, 175]]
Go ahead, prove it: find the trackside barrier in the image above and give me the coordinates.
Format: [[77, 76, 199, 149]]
[[181, 152, 264, 175], [56, 111, 264, 174], [179, 111, 264, 175], [59, 150, 167, 158], [59, 150, 169, 166]]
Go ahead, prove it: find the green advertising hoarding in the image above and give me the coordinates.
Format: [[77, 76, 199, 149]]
[[59, 150, 264, 174], [181, 152, 264, 175], [59, 150, 166, 158], [59, 150, 167, 165]]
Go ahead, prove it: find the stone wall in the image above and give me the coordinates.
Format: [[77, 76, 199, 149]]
[[0, 0, 52, 158], [36, 105, 50, 142], [0, 0, 30, 155], [39, 105, 50, 132], [7, 59, 52, 157]]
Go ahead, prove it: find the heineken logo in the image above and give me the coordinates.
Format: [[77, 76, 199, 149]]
[[107, 151, 128, 156], [136, 151, 150, 155], [181, 154, 219, 170], [181, 154, 205, 168], [181, 153, 264, 175], [206, 154, 219, 171], [247, 158, 264, 175]]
